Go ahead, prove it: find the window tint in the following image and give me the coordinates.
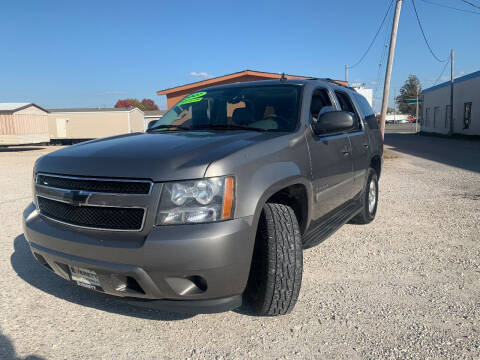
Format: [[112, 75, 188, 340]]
[[354, 93, 378, 129], [154, 85, 300, 132], [310, 88, 334, 123], [335, 91, 360, 129]]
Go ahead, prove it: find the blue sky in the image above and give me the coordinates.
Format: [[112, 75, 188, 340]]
[[1, 0, 478, 111]]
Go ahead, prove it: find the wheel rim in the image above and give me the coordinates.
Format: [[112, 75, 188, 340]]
[[368, 179, 377, 214]]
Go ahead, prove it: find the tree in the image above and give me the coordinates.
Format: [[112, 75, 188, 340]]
[[114, 98, 159, 111], [395, 75, 422, 116], [140, 98, 159, 111], [114, 98, 140, 109], [114, 99, 134, 108]]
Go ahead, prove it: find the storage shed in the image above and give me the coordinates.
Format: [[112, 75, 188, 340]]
[[144, 109, 167, 128], [0, 103, 50, 145], [48, 107, 145, 143]]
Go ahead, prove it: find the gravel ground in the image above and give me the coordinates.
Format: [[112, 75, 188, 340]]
[[0, 135, 479, 360]]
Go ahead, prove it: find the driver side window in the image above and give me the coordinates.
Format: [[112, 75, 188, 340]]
[[310, 88, 334, 123]]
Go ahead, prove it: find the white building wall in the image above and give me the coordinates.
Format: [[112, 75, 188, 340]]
[[385, 114, 409, 122], [422, 71, 480, 135], [15, 105, 48, 115], [354, 87, 373, 107]]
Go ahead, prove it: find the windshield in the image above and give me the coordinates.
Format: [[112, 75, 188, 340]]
[[150, 85, 300, 132]]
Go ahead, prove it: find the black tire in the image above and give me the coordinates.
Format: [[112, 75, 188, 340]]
[[351, 168, 379, 224], [245, 203, 303, 316]]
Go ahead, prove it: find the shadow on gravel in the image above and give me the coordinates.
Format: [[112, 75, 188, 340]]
[[384, 133, 480, 173], [10, 235, 194, 321], [0, 331, 45, 360], [0, 146, 46, 152]]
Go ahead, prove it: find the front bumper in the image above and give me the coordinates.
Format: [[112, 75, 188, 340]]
[[23, 203, 255, 313]]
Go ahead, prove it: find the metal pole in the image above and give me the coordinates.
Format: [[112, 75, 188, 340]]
[[394, 88, 397, 123], [380, 0, 403, 141], [449, 49, 454, 136], [345, 65, 349, 86], [415, 88, 419, 133]]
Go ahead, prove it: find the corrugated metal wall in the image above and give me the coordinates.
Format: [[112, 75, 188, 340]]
[[0, 114, 49, 135], [48, 109, 146, 139]]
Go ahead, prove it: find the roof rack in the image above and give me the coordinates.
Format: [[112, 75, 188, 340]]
[[315, 78, 356, 90]]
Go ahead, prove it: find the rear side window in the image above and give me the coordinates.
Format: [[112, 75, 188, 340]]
[[334, 91, 360, 130], [310, 88, 334, 123], [354, 93, 378, 130]]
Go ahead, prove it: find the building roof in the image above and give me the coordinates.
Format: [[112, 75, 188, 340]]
[[48, 107, 142, 113], [0, 102, 31, 111], [144, 109, 167, 116], [156, 69, 332, 96], [0, 102, 48, 114], [423, 69, 480, 94]]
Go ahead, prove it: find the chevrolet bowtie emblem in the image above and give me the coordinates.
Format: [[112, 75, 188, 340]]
[[62, 190, 90, 206]]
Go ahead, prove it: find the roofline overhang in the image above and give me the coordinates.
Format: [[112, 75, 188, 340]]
[[48, 108, 144, 114], [423, 69, 480, 94], [0, 103, 49, 114], [156, 70, 312, 96]]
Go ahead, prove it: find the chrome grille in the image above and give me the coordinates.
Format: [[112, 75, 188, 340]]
[[36, 174, 151, 194], [37, 196, 144, 230], [35, 173, 151, 231]]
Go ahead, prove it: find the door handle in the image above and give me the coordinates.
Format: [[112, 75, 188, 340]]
[[363, 144, 369, 148], [342, 149, 350, 155]]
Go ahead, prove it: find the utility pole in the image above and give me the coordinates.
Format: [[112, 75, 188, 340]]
[[415, 86, 419, 133], [380, 0, 403, 141], [449, 49, 454, 136], [345, 65, 349, 86], [394, 88, 397, 123]]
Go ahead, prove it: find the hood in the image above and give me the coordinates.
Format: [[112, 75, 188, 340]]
[[36, 131, 278, 181]]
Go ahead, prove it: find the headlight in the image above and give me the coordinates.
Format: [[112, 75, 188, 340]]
[[156, 176, 235, 225]]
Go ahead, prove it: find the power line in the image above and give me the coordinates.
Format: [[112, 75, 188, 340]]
[[420, 0, 480, 14], [373, 10, 393, 110], [432, 57, 451, 86], [373, 43, 389, 109], [348, 0, 395, 69], [460, 0, 480, 9], [411, 0, 448, 62]]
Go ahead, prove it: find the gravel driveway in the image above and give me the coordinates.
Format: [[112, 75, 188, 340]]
[[0, 134, 479, 360]]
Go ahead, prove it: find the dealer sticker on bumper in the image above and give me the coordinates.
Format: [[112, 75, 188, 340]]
[[69, 266, 103, 291]]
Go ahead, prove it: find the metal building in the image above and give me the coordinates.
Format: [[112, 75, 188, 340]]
[[0, 103, 50, 145], [422, 70, 480, 136], [47, 107, 145, 143]]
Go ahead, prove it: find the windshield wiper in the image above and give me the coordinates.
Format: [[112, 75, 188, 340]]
[[147, 124, 191, 133], [192, 124, 266, 132]]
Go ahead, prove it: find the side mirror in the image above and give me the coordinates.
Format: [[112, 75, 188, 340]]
[[311, 111, 354, 135], [147, 120, 158, 131]]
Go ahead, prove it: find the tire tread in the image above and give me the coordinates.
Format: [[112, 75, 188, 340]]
[[257, 203, 303, 315]]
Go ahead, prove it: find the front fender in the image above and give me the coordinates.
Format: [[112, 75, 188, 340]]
[[204, 133, 313, 231], [249, 164, 313, 225], [224, 161, 313, 234]]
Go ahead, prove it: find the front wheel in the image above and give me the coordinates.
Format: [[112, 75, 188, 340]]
[[245, 203, 303, 316], [351, 168, 379, 224]]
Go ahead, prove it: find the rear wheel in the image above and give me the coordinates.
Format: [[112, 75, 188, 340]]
[[245, 203, 303, 316], [351, 168, 379, 224]]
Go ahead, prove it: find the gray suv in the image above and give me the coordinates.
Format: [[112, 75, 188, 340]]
[[23, 79, 382, 316]]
